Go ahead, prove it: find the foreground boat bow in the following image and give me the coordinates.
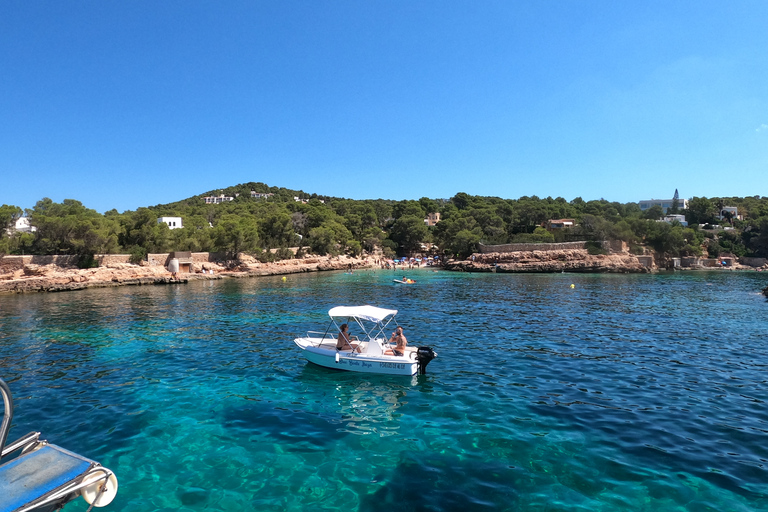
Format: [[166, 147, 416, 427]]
[[0, 378, 118, 512]]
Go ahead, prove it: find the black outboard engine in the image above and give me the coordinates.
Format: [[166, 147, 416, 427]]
[[416, 346, 437, 375]]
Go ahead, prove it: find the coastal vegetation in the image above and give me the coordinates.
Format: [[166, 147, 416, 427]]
[[2, 183, 768, 263]]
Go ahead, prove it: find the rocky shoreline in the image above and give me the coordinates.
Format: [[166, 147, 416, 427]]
[[0, 255, 374, 294], [2, 248, 763, 295], [446, 249, 651, 273]]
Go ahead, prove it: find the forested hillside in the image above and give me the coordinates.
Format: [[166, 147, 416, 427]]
[[2, 182, 768, 266]]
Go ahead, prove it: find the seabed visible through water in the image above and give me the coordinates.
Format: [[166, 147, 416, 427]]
[[1, 269, 767, 511]]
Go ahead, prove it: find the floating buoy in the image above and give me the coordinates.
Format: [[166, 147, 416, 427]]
[[570, 284, 575, 289], [282, 276, 286, 281]]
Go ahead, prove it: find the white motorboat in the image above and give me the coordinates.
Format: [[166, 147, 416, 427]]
[[293, 305, 437, 376]]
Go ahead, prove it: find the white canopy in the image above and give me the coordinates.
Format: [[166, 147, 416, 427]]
[[328, 305, 398, 323]]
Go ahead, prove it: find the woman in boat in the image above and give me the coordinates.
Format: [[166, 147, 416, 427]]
[[337, 324, 361, 353], [385, 326, 407, 356]]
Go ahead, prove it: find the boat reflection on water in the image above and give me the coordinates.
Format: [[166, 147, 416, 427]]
[[295, 364, 423, 438]]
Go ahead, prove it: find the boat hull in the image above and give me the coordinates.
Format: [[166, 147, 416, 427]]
[[295, 339, 418, 376]]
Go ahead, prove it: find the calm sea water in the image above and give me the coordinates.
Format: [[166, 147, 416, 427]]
[[1, 270, 767, 511]]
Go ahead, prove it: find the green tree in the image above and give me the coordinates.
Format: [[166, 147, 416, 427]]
[[686, 197, 717, 225], [511, 226, 554, 243], [0, 205, 23, 254], [388, 215, 429, 255], [212, 215, 260, 258], [450, 192, 473, 211], [747, 217, 768, 257], [0, 204, 23, 235], [642, 205, 664, 220], [259, 212, 295, 249], [29, 198, 115, 257], [645, 222, 686, 257], [307, 226, 338, 255], [119, 208, 172, 253], [450, 229, 482, 258]]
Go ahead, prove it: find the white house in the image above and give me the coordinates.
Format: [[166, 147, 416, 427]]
[[5, 216, 36, 236], [158, 217, 183, 229], [717, 206, 741, 221], [662, 214, 688, 227], [204, 194, 235, 204], [14, 217, 36, 233], [251, 191, 274, 199]]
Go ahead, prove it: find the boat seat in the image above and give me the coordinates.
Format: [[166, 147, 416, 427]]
[[0, 444, 95, 512]]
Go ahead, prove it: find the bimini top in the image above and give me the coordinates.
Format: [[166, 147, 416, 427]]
[[328, 305, 398, 323]]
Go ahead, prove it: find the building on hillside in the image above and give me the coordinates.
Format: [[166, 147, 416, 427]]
[[8, 216, 37, 236], [638, 198, 689, 213], [546, 219, 575, 231], [294, 196, 324, 204], [204, 194, 235, 204], [662, 214, 688, 227], [251, 191, 274, 199], [5, 216, 36, 236], [425, 212, 441, 226], [158, 217, 183, 229], [717, 206, 741, 221]]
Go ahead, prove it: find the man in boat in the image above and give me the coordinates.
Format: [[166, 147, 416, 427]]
[[337, 323, 361, 353], [385, 326, 408, 356]]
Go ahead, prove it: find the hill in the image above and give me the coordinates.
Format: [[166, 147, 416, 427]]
[[2, 184, 768, 264]]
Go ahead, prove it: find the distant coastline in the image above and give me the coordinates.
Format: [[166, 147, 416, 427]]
[[2, 246, 765, 295]]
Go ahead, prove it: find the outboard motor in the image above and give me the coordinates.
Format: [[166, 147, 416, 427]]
[[416, 346, 437, 375]]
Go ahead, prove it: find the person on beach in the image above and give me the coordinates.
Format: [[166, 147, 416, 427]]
[[385, 326, 407, 356], [337, 323, 361, 353]]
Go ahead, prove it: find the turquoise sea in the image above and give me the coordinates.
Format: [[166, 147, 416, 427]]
[[1, 270, 767, 511]]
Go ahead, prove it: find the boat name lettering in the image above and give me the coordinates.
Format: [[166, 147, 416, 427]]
[[380, 362, 406, 369]]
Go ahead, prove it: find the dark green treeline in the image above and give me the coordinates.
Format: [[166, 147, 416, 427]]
[[2, 183, 768, 265]]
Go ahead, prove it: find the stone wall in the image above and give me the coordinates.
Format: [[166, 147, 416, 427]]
[[146, 252, 227, 267], [1, 252, 228, 272], [636, 255, 654, 268], [681, 257, 700, 267], [0, 255, 82, 273], [96, 254, 132, 265], [478, 241, 588, 254]]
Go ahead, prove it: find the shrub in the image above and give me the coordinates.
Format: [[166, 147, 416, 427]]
[[255, 249, 277, 263], [275, 247, 294, 260], [586, 241, 608, 255], [77, 254, 100, 269], [128, 246, 147, 265]]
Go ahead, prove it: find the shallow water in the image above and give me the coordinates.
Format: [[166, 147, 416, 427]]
[[1, 270, 767, 511]]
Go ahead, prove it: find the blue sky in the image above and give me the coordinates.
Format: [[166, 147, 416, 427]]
[[2, 1, 767, 213]]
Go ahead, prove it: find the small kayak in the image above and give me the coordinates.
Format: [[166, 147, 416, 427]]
[[393, 279, 415, 284]]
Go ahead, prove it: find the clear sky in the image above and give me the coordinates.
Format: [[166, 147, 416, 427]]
[[2, 1, 767, 213]]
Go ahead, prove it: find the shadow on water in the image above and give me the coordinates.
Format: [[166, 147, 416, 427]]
[[360, 452, 518, 512], [222, 401, 348, 447]]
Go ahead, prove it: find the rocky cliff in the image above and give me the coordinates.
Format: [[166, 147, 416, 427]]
[[446, 249, 650, 273]]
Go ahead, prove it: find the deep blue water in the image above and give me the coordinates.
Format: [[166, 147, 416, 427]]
[[1, 270, 767, 511]]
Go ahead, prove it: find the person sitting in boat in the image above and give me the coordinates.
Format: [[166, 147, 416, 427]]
[[385, 326, 408, 356], [337, 323, 361, 353]]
